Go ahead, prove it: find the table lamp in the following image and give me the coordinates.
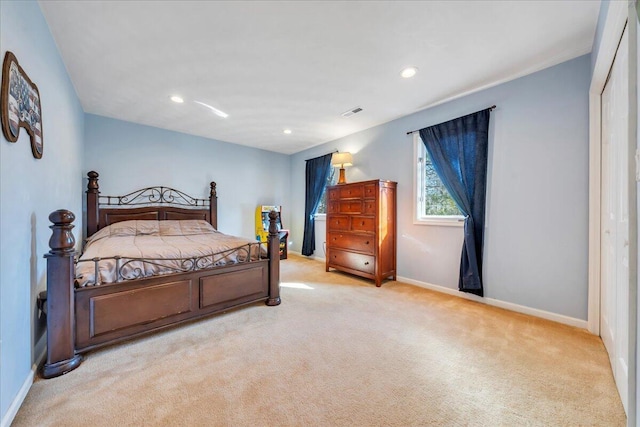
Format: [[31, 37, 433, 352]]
[[331, 152, 353, 185]]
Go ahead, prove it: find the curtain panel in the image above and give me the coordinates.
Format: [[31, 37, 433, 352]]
[[301, 153, 333, 256], [419, 108, 491, 296]]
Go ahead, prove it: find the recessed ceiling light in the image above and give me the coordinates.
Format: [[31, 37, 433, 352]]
[[170, 95, 184, 103], [401, 67, 418, 79], [283, 129, 292, 134], [194, 101, 229, 118]]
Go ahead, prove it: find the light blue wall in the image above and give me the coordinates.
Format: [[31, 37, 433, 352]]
[[291, 55, 591, 321], [0, 0, 84, 421], [84, 115, 291, 240]]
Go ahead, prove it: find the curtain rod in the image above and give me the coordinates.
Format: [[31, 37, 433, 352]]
[[305, 149, 338, 162], [406, 105, 496, 135]]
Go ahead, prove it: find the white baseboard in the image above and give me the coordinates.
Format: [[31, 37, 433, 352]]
[[288, 250, 325, 263], [287, 254, 588, 329], [1, 349, 46, 427], [397, 275, 588, 330]]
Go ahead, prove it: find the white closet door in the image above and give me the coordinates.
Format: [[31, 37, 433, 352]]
[[600, 25, 629, 414], [601, 47, 615, 368]]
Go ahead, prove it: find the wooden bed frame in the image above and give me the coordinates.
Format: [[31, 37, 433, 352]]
[[41, 171, 281, 378]]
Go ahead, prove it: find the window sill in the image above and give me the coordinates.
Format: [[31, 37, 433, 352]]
[[314, 214, 327, 221], [414, 217, 465, 227]]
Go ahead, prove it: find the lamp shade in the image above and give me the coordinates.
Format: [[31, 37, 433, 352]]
[[331, 152, 353, 167]]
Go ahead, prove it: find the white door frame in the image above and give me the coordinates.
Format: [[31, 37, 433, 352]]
[[588, 1, 636, 424]]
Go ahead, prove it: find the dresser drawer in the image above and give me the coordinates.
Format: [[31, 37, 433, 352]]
[[327, 232, 375, 254], [363, 200, 376, 214], [336, 200, 362, 214], [338, 185, 363, 199], [327, 215, 350, 231], [328, 188, 339, 200], [363, 183, 377, 198], [351, 216, 375, 232], [328, 249, 375, 275]]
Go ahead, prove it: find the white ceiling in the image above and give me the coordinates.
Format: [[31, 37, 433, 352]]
[[39, 1, 600, 155]]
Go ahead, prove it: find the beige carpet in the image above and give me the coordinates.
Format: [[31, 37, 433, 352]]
[[13, 255, 625, 426]]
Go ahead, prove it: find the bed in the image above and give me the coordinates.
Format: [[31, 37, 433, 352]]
[[40, 171, 281, 378]]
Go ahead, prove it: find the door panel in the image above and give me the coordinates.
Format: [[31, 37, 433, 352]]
[[600, 25, 628, 414], [601, 66, 615, 363]]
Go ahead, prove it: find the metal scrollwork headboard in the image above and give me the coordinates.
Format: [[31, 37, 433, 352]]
[[99, 186, 209, 208], [85, 171, 218, 237]]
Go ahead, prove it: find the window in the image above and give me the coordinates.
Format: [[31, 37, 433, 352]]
[[315, 167, 337, 215], [413, 133, 464, 226]]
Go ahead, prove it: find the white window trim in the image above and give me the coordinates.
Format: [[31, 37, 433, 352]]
[[413, 133, 464, 227], [314, 213, 327, 221]]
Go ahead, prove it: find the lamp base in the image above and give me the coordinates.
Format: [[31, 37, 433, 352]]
[[337, 167, 347, 184]]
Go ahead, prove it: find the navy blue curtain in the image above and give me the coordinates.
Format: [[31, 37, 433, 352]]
[[419, 109, 491, 296], [301, 153, 333, 256]]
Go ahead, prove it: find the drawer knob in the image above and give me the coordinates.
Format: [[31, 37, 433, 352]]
[[366, 241, 370, 245], [364, 261, 369, 265], [361, 221, 365, 226]]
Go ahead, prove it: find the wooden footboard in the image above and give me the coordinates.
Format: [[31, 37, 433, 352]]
[[42, 210, 281, 378]]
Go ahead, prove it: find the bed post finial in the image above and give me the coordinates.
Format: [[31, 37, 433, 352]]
[[86, 171, 100, 236], [43, 209, 82, 378], [48, 210, 76, 253], [87, 170, 99, 190], [209, 182, 218, 229], [266, 210, 281, 306]]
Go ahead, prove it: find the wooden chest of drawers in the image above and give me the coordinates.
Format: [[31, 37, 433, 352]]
[[325, 179, 397, 286]]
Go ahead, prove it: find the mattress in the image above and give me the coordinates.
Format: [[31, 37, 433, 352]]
[[76, 219, 263, 287]]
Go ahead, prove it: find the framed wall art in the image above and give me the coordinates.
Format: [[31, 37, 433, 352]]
[[1, 51, 43, 159]]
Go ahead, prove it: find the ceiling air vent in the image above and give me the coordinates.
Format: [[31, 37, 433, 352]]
[[341, 107, 363, 118]]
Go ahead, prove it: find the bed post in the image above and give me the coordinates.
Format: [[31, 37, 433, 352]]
[[86, 171, 99, 236], [209, 181, 217, 229], [266, 210, 281, 306], [42, 210, 82, 378]]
